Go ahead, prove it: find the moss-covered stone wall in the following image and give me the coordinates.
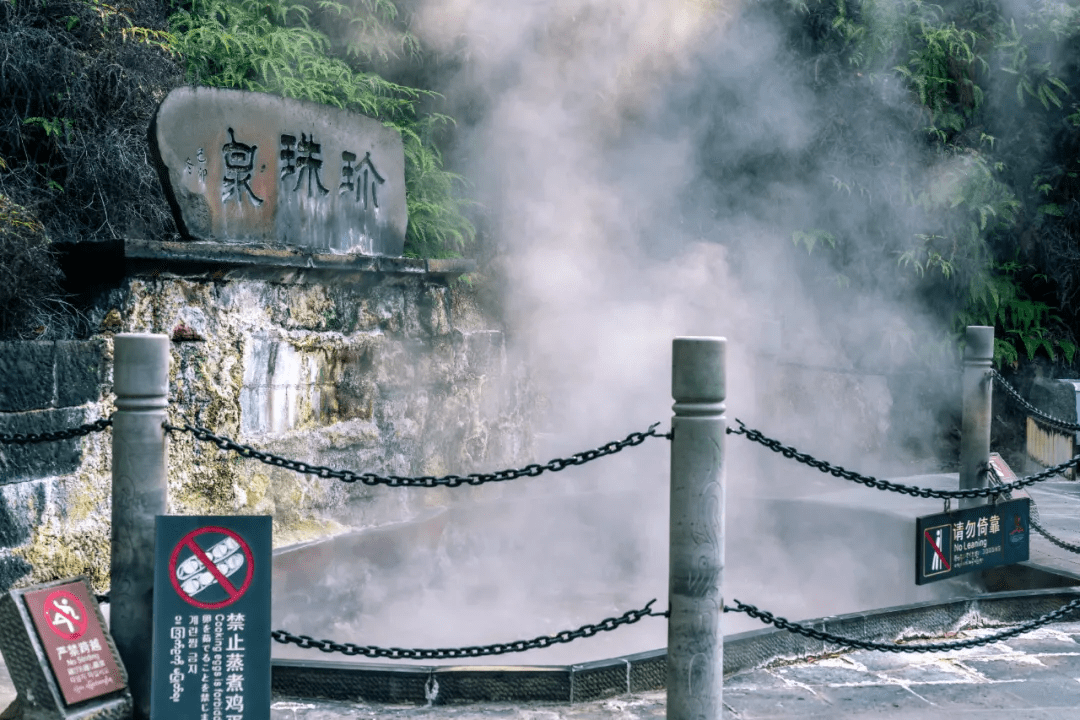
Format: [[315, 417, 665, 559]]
[[0, 270, 534, 596]]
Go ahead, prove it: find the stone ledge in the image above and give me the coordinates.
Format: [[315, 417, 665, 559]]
[[269, 586, 1080, 705], [124, 239, 476, 283]]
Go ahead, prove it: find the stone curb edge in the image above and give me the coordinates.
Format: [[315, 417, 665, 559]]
[[271, 585, 1080, 705]]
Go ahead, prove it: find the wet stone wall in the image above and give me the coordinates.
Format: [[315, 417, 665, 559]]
[[0, 340, 113, 593], [0, 272, 535, 596]]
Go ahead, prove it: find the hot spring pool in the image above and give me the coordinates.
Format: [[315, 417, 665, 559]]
[[270, 477, 992, 667]]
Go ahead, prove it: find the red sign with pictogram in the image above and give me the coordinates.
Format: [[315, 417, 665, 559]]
[[168, 526, 255, 610], [41, 590, 89, 640], [22, 579, 127, 705]]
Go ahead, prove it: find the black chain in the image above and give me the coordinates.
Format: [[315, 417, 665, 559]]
[[0, 416, 113, 445], [985, 469, 1041, 524], [978, 471, 1080, 556], [270, 600, 668, 659], [1032, 519, 1080, 554], [991, 370, 1080, 432], [165, 421, 670, 487], [728, 419, 1080, 498], [726, 597, 1080, 652]]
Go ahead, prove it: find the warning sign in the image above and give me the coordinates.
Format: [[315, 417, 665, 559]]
[[169, 526, 255, 610], [18, 578, 127, 705], [921, 524, 952, 579], [915, 497, 1030, 585], [41, 590, 89, 640], [151, 515, 271, 720]]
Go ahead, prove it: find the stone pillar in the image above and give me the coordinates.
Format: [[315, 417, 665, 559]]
[[960, 326, 994, 509], [667, 337, 725, 720], [111, 334, 169, 719]]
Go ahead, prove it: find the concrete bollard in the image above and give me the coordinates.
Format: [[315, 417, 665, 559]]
[[960, 326, 994, 509], [111, 334, 169, 720], [668, 337, 726, 720]]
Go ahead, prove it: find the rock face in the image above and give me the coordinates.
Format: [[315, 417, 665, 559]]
[[151, 87, 407, 256], [0, 267, 535, 596]]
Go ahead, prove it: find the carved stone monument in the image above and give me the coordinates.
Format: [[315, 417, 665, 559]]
[[151, 87, 407, 256]]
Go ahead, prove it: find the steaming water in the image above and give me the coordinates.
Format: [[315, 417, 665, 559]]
[[270, 471, 981, 667], [271, 490, 670, 666], [258, 0, 1057, 669]]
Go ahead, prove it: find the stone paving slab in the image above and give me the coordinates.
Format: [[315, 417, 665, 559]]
[[1028, 481, 1080, 578], [7, 618, 1080, 719], [254, 623, 1080, 719], [9, 619, 1080, 719], [7, 473, 1080, 718]]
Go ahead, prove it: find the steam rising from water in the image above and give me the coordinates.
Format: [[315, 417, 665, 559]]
[[277, 0, 1022, 662], [411, 0, 924, 460]]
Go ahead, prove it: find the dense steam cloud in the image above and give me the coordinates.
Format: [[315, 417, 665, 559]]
[[410, 0, 931, 467], [283, 0, 1044, 659], [403, 0, 979, 636]]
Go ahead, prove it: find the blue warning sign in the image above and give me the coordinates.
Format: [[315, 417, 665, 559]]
[[915, 498, 1029, 585]]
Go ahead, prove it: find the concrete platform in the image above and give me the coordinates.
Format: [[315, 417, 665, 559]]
[[5, 475, 1080, 718], [266, 620, 1080, 718]]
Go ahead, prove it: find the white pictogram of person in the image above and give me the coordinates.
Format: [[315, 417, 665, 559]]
[[51, 597, 81, 634], [931, 529, 944, 572]]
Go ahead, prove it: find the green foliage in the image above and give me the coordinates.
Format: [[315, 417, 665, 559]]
[[958, 263, 1072, 366], [313, 0, 419, 64], [0, 194, 67, 338], [791, 227, 836, 254], [398, 117, 475, 259], [23, 117, 73, 143], [897, 235, 955, 278], [999, 19, 1071, 110], [168, 0, 475, 257], [894, 16, 984, 124], [786, 0, 1080, 371]]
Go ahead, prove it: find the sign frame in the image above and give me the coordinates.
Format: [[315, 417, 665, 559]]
[[151, 515, 272, 720], [915, 497, 1030, 585], [0, 576, 131, 718]]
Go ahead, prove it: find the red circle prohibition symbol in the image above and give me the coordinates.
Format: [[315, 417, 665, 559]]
[[169, 526, 254, 610], [42, 590, 89, 640]]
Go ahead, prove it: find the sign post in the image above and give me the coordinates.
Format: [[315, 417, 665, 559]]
[[151, 516, 271, 720], [915, 498, 1030, 585], [0, 576, 131, 718]]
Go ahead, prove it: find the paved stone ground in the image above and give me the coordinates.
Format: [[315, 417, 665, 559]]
[[267, 622, 1080, 719], [7, 621, 1080, 719], [5, 479, 1080, 718], [1027, 479, 1080, 579]]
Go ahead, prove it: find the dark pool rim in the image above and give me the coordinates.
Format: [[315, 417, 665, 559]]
[[271, 584, 1080, 705]]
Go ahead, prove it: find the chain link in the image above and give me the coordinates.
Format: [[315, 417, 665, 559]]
[[1031, 519, 1080, 555], [726, 597, 1080, 652], [727, 419, 1080, 498], [270, 600, 668, 659], [166, 421, 670, 487], [991, 370, 1080, 432], [0, 416, 113, 445]]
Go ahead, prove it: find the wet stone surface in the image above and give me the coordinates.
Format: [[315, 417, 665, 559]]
[[255, 623, 1080, 719], [8, 623, 1080, 718], [152, 87, 407, 256]]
